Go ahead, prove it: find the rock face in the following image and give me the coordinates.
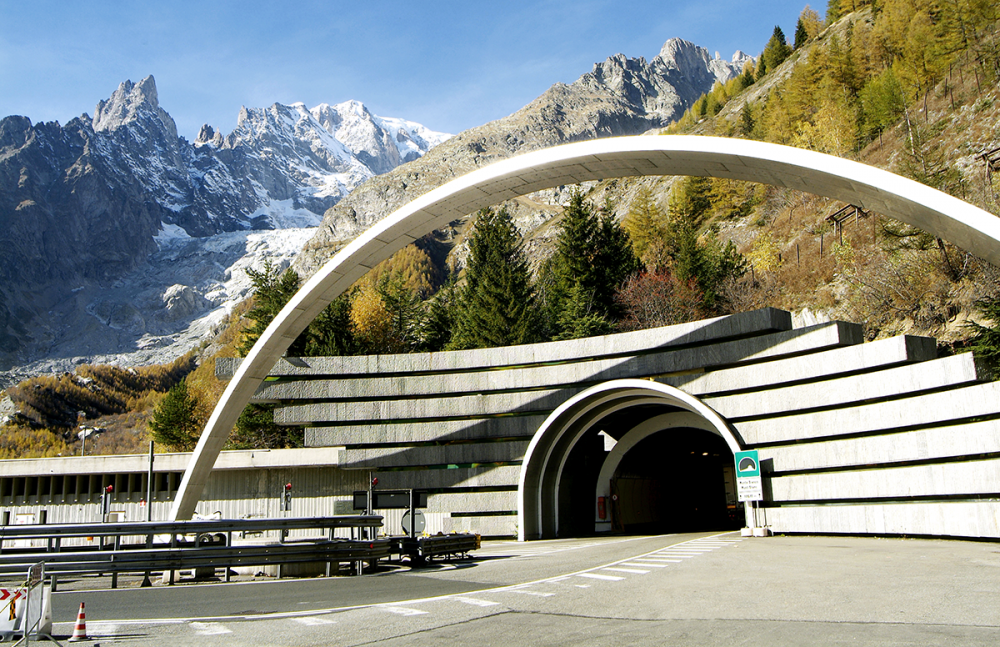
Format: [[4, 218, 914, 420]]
[[298, 38, 751, 273], [0, 76, 447, 378]]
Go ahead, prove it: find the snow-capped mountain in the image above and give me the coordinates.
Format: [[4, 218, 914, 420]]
[[0, 76, 449, 383]]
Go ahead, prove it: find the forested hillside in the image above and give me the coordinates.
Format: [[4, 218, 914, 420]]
[[2, 0, 999, 457]]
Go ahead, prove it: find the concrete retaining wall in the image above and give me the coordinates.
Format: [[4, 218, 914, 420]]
[[219, 307, 1000, 540]]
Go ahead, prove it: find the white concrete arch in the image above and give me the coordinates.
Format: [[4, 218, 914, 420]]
[[516, 379, 739, 540], [170, 135, 1000, 520], [593, 411, 718, 533]]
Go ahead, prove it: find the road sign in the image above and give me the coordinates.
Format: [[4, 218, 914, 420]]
[[401, 510, 425, 535], [734, 450, 763, 502]]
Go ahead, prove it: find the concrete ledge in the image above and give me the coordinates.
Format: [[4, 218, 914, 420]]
[[254, 322, 861, 403], [735, 381, 1000, 445], [306, 416, 546, 447], [759, 420, 1000, 473], [340, 441, 531, 469], [427, 490, 518, 514], [667, 334, 934, 396], [370, 465, 522, 490], [217, 308, 793, 379], [274, 389, 573, 425], [444, 515, 517, 537], [705, 353, 983, 420], [769, 457, 1000, 501], [764, 501, 1000, 538]]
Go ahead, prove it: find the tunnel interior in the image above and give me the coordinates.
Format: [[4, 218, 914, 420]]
[[556, 404, 742, 537]]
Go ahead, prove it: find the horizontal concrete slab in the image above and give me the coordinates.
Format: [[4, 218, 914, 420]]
[[255, 322, 862, 403], [705, 353, 983, 420], [217, 308, 792, 379], [735, 381, 1000, 445], [340, 441, 531, 469], [666, 334, 934, 396], [769, 457, 1000, 501], [764, 500, 1000, 539], [445, 514, 517, 537], [426, 490, 518, 514], [369, 465, 522, 490], [274, 389, 573, 424], [759, 420, 1000, 473], [306, 416, 546, 447]]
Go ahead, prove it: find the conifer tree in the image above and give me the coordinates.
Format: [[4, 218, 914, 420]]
[[967, 296, 1000, 380], [448, 207, 542, 350], [238, 261, 302, 356], [147, 380, 199, 451], [794, 17, 810, 48], [624, 187, 666, 264], [547, 191, 639, 337], [761, 26, 793, 74]]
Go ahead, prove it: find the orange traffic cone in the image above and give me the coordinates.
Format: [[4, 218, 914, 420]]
[[69, 602, 88, 642]]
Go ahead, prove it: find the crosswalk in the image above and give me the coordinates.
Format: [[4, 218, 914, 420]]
[[71, 535, 743, 642]]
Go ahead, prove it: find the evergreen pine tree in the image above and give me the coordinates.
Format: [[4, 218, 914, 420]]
[[419, 276, 458, 351], [238, 261, 302, 356], [230, 403, 303, 449], [448, 207, 542, 350], [147, 380, 199, 451], [967, 296, 1000, 380], [762, 26, 793, 74], [547, 191, 639, 337], [794, 17, 810, 48]]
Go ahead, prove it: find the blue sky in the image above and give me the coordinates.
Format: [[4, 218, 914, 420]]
[[0, 0, 823, 139]]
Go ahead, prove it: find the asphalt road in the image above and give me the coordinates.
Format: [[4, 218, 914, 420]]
[[45, 532, 1000, 646]]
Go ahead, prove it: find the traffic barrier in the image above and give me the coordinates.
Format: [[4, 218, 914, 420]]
[[69, 602, 88, 642]]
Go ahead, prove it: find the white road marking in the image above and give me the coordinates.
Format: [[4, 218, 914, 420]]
[[294, 616, 337, 626], [190, 622, 232, 635], [383, 607, 428, 616], [623, 561, 670, 567], [87, 623, 119, 637], [602, 567, 650, 574], [454, 597, 500, 607], [509, 590, 555, 597], [576, 573, 624, 581], [639, 558, 684, 563]]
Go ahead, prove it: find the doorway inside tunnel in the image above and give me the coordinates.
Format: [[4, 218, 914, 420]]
[[555, 405, 741, 538], [610, 428, 740, 534]]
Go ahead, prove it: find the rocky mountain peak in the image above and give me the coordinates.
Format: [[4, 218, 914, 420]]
[[92, 75, 175, 137]]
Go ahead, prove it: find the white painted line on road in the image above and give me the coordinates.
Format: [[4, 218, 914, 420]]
[[383, 606, 429, 616], [576, 573, 625, 581], [454, 597, 500, 607], [86, 623, 120, 637], [294, 616, 337, 626], [660, 547, 715, 552], [191, 622, 232, 635], [509, 590, 555, 597], [638, 558, 684, 563], [602, 567, 650, 574], [623, 561, 670, 568]]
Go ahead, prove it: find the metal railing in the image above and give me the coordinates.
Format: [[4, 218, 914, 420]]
[[0, 516, 385, 589]]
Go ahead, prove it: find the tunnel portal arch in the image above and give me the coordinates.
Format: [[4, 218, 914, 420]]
[[517, 379, 741, 541], [171, 135, 1000, 521]]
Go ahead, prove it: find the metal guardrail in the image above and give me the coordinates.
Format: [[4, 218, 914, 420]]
[[0, 516, 386, 588], [0, 516, 383, 545], [0, 540, 391, 577]]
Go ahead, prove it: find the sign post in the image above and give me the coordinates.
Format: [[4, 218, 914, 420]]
[[734, 450, 763, 534]]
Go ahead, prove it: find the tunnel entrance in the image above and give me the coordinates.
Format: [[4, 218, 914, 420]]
[[518, 379, 745, 541], [610, 428, 739, 534], [553, 404, 742, 538]]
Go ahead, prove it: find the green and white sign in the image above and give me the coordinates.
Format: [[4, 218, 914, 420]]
[[734, 450, 763, 502]]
